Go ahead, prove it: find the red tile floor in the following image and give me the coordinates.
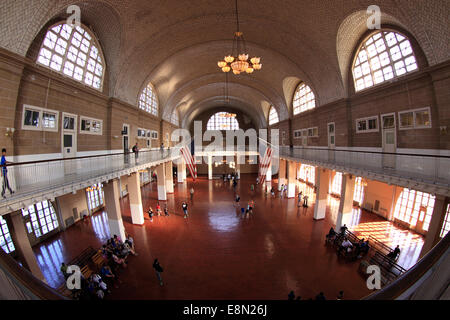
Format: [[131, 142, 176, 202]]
[[32, 174, 424, 300]]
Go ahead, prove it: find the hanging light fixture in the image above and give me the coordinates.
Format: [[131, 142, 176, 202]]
[[217, 0, 262, 75]]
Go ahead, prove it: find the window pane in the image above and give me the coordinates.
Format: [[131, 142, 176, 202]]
[[37, 23, 104, 90], [415, 110, 431, 127]]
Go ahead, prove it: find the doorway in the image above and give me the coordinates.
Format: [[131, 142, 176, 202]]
[[62, 113, 77, 174], [381, 113, 396, 168], [328, 122, 335, 162]]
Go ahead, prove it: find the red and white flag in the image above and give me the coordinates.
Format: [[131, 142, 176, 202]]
[[180, 146, 197, 180], [258, 147, 272, 183]]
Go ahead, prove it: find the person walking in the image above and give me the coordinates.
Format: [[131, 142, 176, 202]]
[[152, 259, 164, 286], [1, 148, 14, 199], [164, 204, 169, 217], [280, 184, 285, 198], [182, 201, 188, 218], [156, 203, 162, 216], [190, 187, 194, 200], [250, 184, 255, 192], [148, 207, 154, 222], [132, 143, 139, 161], [235, 194, 240, 207], [297, 191, 303, 207]]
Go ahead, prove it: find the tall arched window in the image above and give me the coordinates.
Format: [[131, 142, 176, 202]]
[[268, 106, 279, 125], [139, 83, 159, 116], [353, 30, 418, 92], [293, 83, 316, 115], [394, 189, 435, 231], [37, 23, 105, 90], [171, 110, 179, 126], [207, 112, 239, 130]]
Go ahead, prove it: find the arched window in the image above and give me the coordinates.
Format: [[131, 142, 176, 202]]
[[139, 83, 159, 116], [0, 216, 15, 254], [37, 23, 105, 90], [293, 83, 316, 115], [207, 112, 239, 130], [268, 106, 279, 125], [353, 30, 418, 92], [171, 110, 179, 126]]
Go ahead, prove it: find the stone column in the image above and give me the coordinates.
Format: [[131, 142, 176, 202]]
[[313, 168, 330, 220], [208, 155, 213, 180], [165, 161, 174, 194], [177, 158, 185, 183], [156, 163, 167, 201], [8, 212, 46, 282], [287, 161, 297, 198], [278, 159, 287, 191], [128, 172, 145, 225], [335, 174, 355, 231], [419, 195, 448, 258], [103, 179, 126, 241]]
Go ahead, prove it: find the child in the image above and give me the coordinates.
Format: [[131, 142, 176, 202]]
[[148, 207, 154, 222]]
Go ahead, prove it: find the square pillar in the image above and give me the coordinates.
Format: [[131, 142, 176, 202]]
[[266, 161, 272, 182], [9, 212, 46, 282], [335, 174, 356, 231], [165, 161, 174, 194], [177, 159, 185, 183], [128, 172, 144, 225], [287, 161, 297, 198], [278, 159, 286, 191], [104, 179, 127, 241], [420, 195, 449, 258], [156, 163, 167, 201], [313, 168, 330, 220], [208, 155, 213, 180]]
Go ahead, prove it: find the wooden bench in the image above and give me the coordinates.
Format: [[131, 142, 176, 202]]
[[91, 251, 107, 269]]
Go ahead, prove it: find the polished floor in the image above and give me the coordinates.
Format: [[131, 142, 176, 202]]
[[32, 174, 423, 300]]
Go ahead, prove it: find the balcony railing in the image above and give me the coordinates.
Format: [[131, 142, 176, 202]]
[[278, 146, 450, 189], [0, 148, 180, 203]]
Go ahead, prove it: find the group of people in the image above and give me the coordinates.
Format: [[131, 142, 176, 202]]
[[60, 234, 137, 300], [148, 203, 170, 222], [147, 201, 190, 220], [326, 225, 370, 259]]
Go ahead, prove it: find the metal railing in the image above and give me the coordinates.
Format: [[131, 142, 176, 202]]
[[279, 146, 450, 188], [0, 148, 181, 202]]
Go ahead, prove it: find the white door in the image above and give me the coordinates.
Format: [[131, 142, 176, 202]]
[[62, 113, 77, 174], [381, 113, 396, 168], [62, 113, 77, 158], [123, 124, 130, 164], [328, 123, 335, 162]]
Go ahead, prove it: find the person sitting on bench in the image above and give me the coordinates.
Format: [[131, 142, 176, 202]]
[[339, 238, 353, 255]]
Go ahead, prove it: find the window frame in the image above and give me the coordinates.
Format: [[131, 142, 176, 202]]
[[355, 116, 379, 134], [398, 107, 432, 130], [352, 30, 419, 93], [268, 107, 279, 126], [36, 22, 106, 91], [207, 112, 240, 131], [22, 104, 59, 132], [150, 130, 159, 140], [293, 82, 316, 115], [138, 83, 159, 116], [79, 116, 103, 135]]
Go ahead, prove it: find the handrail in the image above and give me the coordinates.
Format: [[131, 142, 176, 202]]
[[364, 231, 450, 300], [0, 247, 67, 300], [1, 147, 178, 168], [279, 145, 450, 159]]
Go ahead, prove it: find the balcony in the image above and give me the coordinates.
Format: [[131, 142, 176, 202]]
[[0, 149, 180, 215], [277, 146, 450, 195]]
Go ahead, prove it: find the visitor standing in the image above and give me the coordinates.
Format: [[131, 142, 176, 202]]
[[182, 201, 188, 218], [190, 187, 194, 200], [132, 143, 139, 161], [148, 207, 154, 222], [1, 148, 14, 199], [164, 204, 169, 217]]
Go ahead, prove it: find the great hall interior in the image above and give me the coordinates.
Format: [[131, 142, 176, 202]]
[[0, 0, 449, 301]]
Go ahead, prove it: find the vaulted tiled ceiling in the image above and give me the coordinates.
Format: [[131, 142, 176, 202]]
[[1, 0, 449, 128]]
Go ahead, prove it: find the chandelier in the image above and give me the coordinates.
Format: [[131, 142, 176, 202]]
[[217, 0, 262, 75]]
